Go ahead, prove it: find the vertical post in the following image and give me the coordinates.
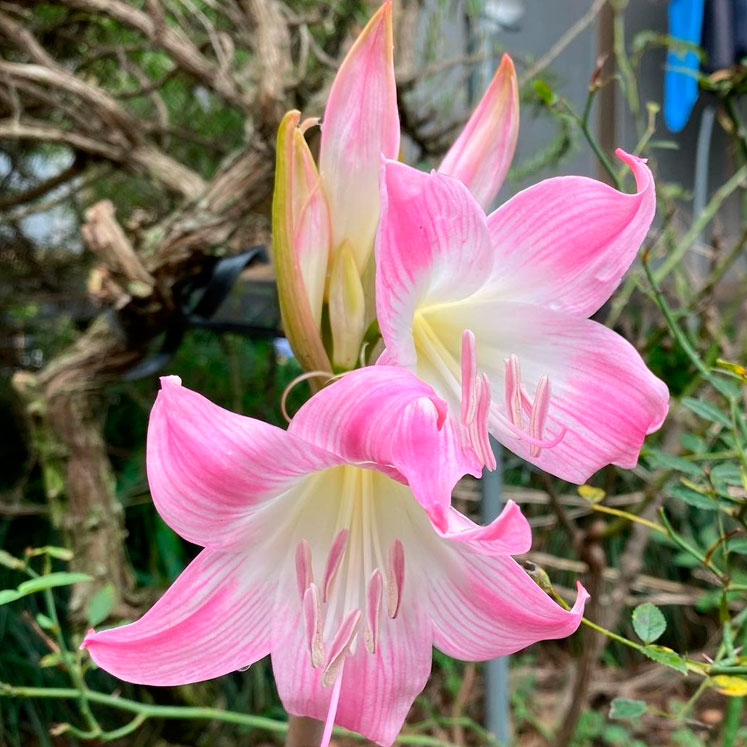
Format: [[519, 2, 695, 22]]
[[481, 437, 510, 745]]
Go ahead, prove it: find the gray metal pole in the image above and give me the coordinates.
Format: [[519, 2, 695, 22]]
[[481, 437, 510, 745]]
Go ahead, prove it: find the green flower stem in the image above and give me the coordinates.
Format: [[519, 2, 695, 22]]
[[642, 257, 717, 386], [653, 165, 747, 283], [590, 504, 666, 534], [40, 556, 101, 737], [658, 509, 728, 584], [0, 683, 454, 746]]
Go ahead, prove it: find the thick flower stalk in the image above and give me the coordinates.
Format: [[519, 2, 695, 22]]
[[272, 0, 519, 371], [82, 370, 586, 746], [375, 153, 670, 483]]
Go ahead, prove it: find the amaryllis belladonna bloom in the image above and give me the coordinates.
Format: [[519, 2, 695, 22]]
[[82, 367, 587, 746], [375, 153, 669, 484], [273, 0, 518, 371]]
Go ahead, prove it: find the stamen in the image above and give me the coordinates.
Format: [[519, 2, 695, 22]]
[[500, 354, 567, 452], [295, 540, 313, 600], [322, 608, 362, 687], [302, 583, 324, 668], [472, 374, 496, 470], [460, 329, 479, 426], [529, 376, 550, 458], [320, 660, 344, 747], [504, 354, 523, 428], [364, 569, 383, 654], [387, 539, 405, 619], [322, 528, 349, 602]]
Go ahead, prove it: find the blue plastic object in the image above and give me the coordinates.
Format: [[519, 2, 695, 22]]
[[664, 0, 705, 132]]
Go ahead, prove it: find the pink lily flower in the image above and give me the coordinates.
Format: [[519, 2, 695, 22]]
[[273, 0, 518, 370], [375, 152, 670, 484], [82, 369, 587, 746]]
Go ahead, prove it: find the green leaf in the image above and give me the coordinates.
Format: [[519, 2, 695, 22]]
[[0, 550, 25, 570], [727, 538, 747, 555], [666, 484, 717, 510], [681, 397, 731, 427], [0, 590, 21, 606], [632, 602, 667, 643], [26, 546, 74, 561], [679, 433, 706, 453], [533, 80, 556, 105], [87, 583, 115, 627], [35, 613, 55, 630], [642, 645, 688, 673], [16, 573, 91, 595], [645, 450, 704, 476], [609, 697, 647, 720]]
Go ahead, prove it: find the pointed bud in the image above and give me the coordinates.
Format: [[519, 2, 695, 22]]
[[272, 110, 332, 376]]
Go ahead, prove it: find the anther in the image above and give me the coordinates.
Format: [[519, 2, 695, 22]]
[[364, 569, 383, 654], [322, 529, 349, 602], [302, 583, 324, 668], [529, 376, 550, 457], [322, 608, 361, 687], [295, 540, 313, 600], [387, 539, 405, 619], [504, 354, 523, 428]]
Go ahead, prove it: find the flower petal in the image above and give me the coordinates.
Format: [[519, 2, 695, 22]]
[[272, 570, 432, 746], [320, 0, 399, 272], [424, 301, 669, 483], [485, 149, 655, 316], [147, 376, 340, 548], [429, 549, 588, 660], [436, 499, 532, 556], [439, 54, 519, 209], [288, 366, 481, 529], [375, 161, 494, 369], [81, 549, 274, 685]]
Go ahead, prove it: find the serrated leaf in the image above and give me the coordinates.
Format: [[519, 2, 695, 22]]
[[632, 602, 667, 643], [578, 484, 606, 503], [681, 397, 731, 428], [642, 645, 688, 673], [666, 484, 717, 510], [87, 583, 115, 627], [609, 697, 647, 720], [711, 675, 747, 696], [645, 450, 704, 476]]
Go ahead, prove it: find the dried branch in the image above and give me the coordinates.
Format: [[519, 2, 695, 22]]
[[51, 0, 251, 112], [0, 153, 86, 210]]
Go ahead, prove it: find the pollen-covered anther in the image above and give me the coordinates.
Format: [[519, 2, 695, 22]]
[[364, 569, 384, 654], [322, 608, 362, 687], [295, 539, 313, 600], [302, 583, 324, 668], [322, 528, 349, 602], [386, 539, 405, 619]]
